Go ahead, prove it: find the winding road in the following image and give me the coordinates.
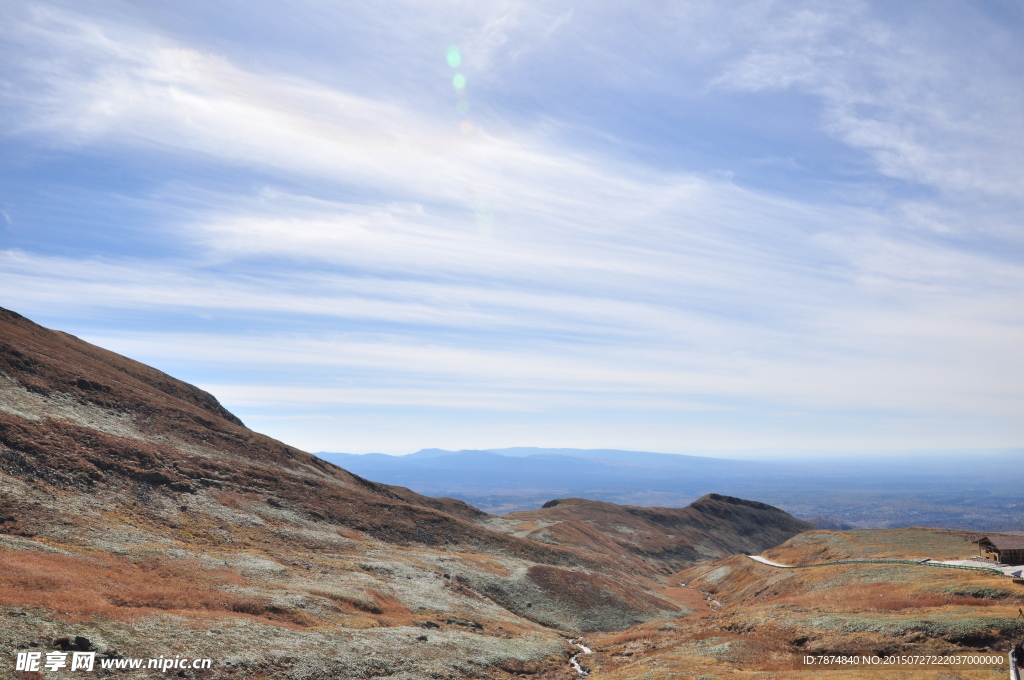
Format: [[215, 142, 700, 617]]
[[745, 554, 1018, 576]]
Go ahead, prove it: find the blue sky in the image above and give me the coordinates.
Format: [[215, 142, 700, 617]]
[[1, 0, 1022, 457]]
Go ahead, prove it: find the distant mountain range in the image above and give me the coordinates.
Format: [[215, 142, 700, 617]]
[[318, 447, 1024, 530], [0, 306, 814, 676], [319, 447, 774, 506], [3, 305, 1016, 678]]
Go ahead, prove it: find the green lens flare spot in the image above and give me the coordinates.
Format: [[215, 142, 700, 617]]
[[446, 46, 462, 68], [452, 73, 466, 89], [456, 100, 469, 114]]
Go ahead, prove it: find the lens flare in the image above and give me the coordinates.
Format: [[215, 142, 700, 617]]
[[456, 100, 469, 114], [474, 200, 494, 237], [446, 46, 462, 68], [459, 120, 474, 134], [452, 73, 466, 89]]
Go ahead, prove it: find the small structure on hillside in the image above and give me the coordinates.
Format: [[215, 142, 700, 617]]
[[978, 535, 1024, 565]]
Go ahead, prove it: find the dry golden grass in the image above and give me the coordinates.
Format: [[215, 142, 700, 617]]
[[0, 549, 316, 627], [309, 589, 385, 614], [765, 528, 982, 565], [456, 553, 512, 577], [311, 588, 406, 615], [364, 589, 408, 618], [774, 581, 991, 612], [510, 521, 540, 532], [589, 536, 1021, 680], [210, 489, 257, 511], [598, 628, 661, 647], [308, 587, 412, 628]]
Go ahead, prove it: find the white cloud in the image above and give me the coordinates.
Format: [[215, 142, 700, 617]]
[[712, 1, 1024, 207], [7, 242, 1016, 419], [1, 2, 1022, 453]]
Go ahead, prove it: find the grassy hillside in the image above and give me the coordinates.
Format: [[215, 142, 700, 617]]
[[585, 529, 1024, 679], [0, 307, 812, 678]]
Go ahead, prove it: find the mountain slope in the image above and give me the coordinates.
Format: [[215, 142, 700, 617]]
[[319, 447, 776, 513], [320, 447, 1024, 530], [586, 528, 1024, 679], [496, 495, 815, 571], [0, 307, 812, 677]]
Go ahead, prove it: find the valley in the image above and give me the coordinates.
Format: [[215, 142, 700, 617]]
[[588, 529, 1024, 679], [1, 306, 1021, 679], [321, 449, 1024, 531]]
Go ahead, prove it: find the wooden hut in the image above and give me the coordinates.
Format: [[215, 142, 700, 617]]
[[978, 535, 1024, 565]]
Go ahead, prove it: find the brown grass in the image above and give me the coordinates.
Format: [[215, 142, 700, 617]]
[[598, 628, 661, 647], [365, 589, 408, 617], [527, 565, 671, 614], [0, 549, 315, 626], [766, 528, 982, 565], [456, 553, 512, 577], [774, 582, 992, 611], [310, 589, 384, 614], [309, 587, 408, 621], [210, 490, 256, 511]]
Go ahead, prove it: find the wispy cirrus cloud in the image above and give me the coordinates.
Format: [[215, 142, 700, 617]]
[[0, 1, 1022, 454], [712, 1, 1024, 209]]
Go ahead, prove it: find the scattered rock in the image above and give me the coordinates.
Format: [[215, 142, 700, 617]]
[[53, 636, 94, 651]]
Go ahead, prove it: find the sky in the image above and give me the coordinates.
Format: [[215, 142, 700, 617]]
[[1, 0, 1022, 457]]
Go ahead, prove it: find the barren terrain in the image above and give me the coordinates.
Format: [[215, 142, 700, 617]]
[[0, 307, 817, 678], [585, 528, 1024, 679], [3, 307, 1020, 679]]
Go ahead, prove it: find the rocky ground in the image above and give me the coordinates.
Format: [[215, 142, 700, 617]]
[[0, 307, 814, 679], [6, 306, 1016, 679], [583, 528, 1024, 679]]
